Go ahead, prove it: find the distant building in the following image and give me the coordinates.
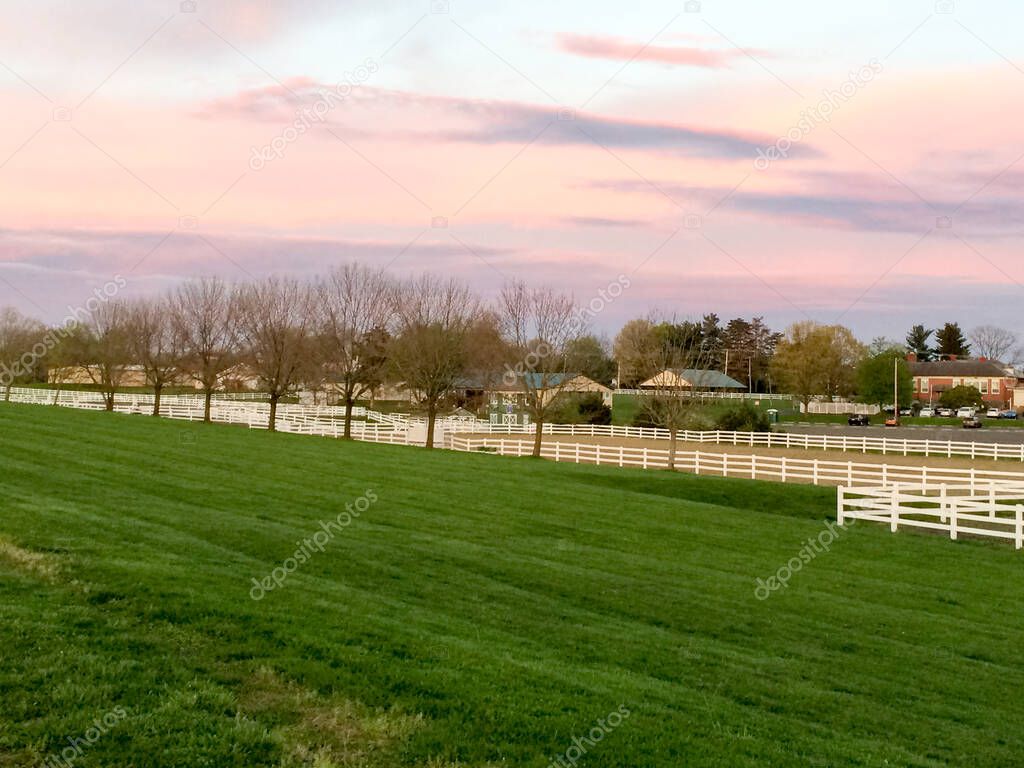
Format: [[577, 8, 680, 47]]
[[49, 365, 150, 387], [907, 354, 1019, 406], [639, 368, 745, 391]]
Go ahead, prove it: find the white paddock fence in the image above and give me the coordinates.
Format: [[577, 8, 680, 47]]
[[448, 421, 1024, 462], [9, 387, 1024, 462], [447, 435, 1024, 491], [839, 483, 1024, 548]]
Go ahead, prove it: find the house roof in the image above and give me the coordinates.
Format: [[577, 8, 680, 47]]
[[478, 372, 611, 392], [909, 359, 1013, 378], [662, 368, 745, 389]]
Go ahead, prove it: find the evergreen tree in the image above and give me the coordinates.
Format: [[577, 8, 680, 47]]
[[935, 322, 970, 358], [905, 324, 934, 361]]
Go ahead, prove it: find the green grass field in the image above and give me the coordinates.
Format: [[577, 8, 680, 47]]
[[3, 404, 1024, 766]]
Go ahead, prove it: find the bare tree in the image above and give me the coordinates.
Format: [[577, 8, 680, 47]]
[[635, 320, 715, 470], [612, 318, 658, 387], [0, 308, 45, 401], [970, 325, 1018, 361], [498, 280, 584, 457], [233, 277, 316, 431], [65, 300, 133, 411], [316, 264, 393, 438], [171, 277, 238, 423], [127, 297, 183, 416], [389, 275, 479, 448]]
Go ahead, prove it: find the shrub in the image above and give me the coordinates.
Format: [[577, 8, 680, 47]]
[[550, 393, 611, 425], [715, 402, 771, 432], [938, 385, 985, 410]]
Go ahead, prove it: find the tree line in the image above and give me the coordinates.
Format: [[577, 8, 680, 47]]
[[0, 267, 628, 454], [771, 320, 1021, 411], [1, 269, 1019, 452]]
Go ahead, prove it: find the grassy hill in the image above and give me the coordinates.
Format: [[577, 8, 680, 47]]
[[2, 403, 1024, 767]]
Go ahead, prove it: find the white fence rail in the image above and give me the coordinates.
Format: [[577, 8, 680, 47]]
[[839, 483, 1024, 548], [801, 402, 880, 415], [447, 421, 1024, 462], [10, 388, 1024, 462], [448, 435, 1024, 491], [9, 389, 1024, 497]]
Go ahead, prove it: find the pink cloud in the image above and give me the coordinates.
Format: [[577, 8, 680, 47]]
[[558, 33, 771, 69], [196, 83, 792, 159]]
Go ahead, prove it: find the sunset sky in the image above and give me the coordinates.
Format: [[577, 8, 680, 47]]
[[1, 0, 1022, 340]]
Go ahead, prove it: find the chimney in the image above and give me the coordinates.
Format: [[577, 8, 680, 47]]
[[979, 356, 988, 363], [906, 352, 917, 363]]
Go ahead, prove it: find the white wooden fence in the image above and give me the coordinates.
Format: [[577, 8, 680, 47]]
[[9, 387, 1024, 462], [447, 435, 1024, 491], [448, 420, 1024, 462], [801, 402, 879, 415], [838, 483, 1024, 548], [10, 389, 1024, 498]]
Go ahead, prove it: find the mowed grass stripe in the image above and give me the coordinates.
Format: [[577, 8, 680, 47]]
[[1, 403, 1023, 766]]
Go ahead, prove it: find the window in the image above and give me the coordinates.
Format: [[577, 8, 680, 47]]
[[980, 380, 989, 394], [920, 379, 929, 393]]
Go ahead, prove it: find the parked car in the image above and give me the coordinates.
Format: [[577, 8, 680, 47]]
[[937, 407, 955, 417], [919, 407, 935, 418], [899, 408, 912, 416], [1001, 410, 1019, 419], [956, 407, 976, 418], [986, 408, 1002, 418], [962, 416, 983, 429], [848, 414, 870, 426]]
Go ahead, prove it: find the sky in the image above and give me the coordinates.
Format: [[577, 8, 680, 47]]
[[1, 0, 1023, 342]]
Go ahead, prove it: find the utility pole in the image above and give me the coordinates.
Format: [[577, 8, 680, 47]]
[[894, 356, 900, 426]]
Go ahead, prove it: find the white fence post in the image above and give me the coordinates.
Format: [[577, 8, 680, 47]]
[[1017, 505, 1023, 550], [890, 486, 899, 532], [837, 486, 846, 525], [940, 483, 948, 523]]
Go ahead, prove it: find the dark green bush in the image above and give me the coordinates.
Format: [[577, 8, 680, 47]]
[[715, 402, 771, 432]]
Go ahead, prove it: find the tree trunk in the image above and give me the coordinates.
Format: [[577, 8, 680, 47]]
[[3, 383, 10, 402], [532, 416, 544, 457], [52, 381, 62, 405], [268, 394, 279, 432], [667, 428, 677, 470], [152, 384, 162, 417], [343, 396, 354, 439], [204, 390, 213, 423], [105, 391, 115, 412], [425, 404, 436, 449]]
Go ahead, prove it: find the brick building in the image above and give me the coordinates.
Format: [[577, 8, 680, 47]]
[[907, 355, 1019, 407]]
